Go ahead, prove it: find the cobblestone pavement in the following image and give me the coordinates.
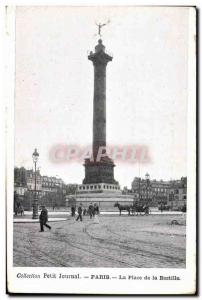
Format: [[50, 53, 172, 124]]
[[13, 214, 186, 268]]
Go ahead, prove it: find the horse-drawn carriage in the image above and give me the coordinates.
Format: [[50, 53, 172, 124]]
[[114, 202, 150, 216]]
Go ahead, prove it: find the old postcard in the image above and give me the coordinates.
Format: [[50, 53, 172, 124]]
[[6, 5, 196, 295]]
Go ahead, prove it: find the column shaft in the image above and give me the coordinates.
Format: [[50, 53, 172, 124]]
[[93, 64, 106, 158]]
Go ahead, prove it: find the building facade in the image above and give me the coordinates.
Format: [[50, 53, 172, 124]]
[[167, 177, 187, 210], [14, 167, 68, 209], [131, 176, 187, 209], [26, 169, 42, 192]]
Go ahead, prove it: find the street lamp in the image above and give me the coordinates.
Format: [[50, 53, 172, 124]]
[[138, 177, 141, 203], [145, 173, 150, 204], [32, 148, 39, 219]]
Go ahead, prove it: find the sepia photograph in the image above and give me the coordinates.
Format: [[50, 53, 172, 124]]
[[6, 5, 196, 295]]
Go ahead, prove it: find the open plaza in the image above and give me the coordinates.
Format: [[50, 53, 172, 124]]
[[13, 212, 186, 268], [13, 18, 187, 273]]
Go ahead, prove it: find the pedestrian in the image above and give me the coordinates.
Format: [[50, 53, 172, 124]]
[[71, 206, 76, 217], [88, 203, 94, 219], [93, 204, 99, 224], [93, 203, 99, 215], [76, 203, 83, 221], [39, 205, 51, 232]]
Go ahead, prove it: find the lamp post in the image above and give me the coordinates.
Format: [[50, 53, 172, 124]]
[[145, 172, 150, 204], [32, 148, 39, 219], [138, 177, 141, 203]]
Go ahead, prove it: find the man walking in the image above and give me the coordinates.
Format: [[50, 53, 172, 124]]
[[88, 203, 94, 219], [71, 206, 76, 217], [39, 205, 51, 232], [76, 203, 83, 222]]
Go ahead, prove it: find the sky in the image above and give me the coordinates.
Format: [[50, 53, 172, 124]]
[[15, 6, 190, 188]]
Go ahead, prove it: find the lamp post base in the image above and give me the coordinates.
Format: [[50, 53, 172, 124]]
[[32, 213, 39, 220]]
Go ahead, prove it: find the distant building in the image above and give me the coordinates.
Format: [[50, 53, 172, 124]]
[[167, 177, 187, 210], [26, 169, 42, 193], [14, 167, 28, 199], [14, 167, 26, 185], [14, 167, 68, 208], [41, 175, 64, 195], [14, 167, 66, 194], [131, 176, 187, 209], [132, 177, 159, 204]]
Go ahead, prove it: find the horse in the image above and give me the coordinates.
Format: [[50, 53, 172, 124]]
[[131, 204, 150, 216], [114, 202, 132, 216]]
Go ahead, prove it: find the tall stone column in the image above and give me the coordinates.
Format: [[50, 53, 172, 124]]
[[88, 39, 111, 158], [83, 39, 118, 185]]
